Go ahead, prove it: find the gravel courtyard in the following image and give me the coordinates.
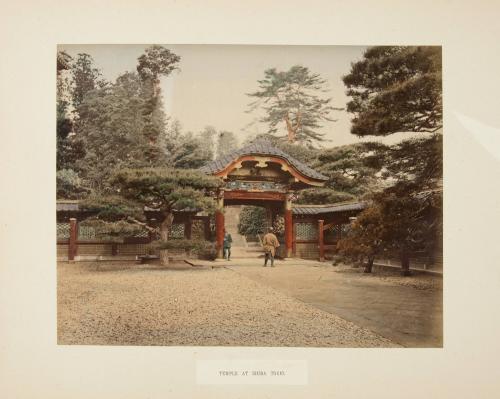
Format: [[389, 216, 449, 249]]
[[57, 261, 397, 347]]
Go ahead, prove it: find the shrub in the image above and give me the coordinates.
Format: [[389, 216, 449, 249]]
[[238, 206, 266, 236], [148, 239, 217, 260]]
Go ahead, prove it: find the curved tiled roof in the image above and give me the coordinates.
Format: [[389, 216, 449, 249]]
[[200, 139, 328, 181], [292, 202, 367, 215], [56, 201, 198, 213]]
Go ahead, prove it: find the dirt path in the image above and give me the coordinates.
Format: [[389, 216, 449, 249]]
[[228, 261, 443, 347], [57, 262, 397, 347]]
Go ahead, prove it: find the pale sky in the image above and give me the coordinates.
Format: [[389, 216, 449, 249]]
[[59, 44, 425, 147]]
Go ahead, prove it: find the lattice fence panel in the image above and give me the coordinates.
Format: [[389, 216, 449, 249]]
[[169, 223, 185, 239], [78, 225, 96, 241], [57, 223, 70, 239], [324, 223, 352, 242], [295, 222, 318, 241], [133, 229, 150, 238], [325, 224, 341, 242]]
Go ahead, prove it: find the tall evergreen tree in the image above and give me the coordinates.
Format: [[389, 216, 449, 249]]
[[72, 53, 106, 107], [337, 46, 443, 274], [247, 65, 341, 144], [57, 50, 86, 191], [57, 50, 74, 170], [136, 46, 181, 160], [137, 45, 180, 98], [74, 72, 162, 192]]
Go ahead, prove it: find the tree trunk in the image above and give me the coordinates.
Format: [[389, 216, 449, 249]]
[[159, 212, 174, 266], [401, 250, 411, 276], [159, 249, 169, 265], [364, 255, 374, 273], [284, 115, 296, 143]]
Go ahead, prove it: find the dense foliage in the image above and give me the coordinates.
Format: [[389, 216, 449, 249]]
[[343, 46, 442, 136], [56, 169, 89, 200], [238, 206, 267, 236], [338, 182, 442, 275], [237, 206, 285, 238], [74, 71, 169, 192], [337, 46, 443, 273], [82, 167, 221, 265], [163, 122, 215, 169]]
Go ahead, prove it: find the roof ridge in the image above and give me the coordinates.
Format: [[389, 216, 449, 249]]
[[200, 139, 328, 181], [293, 201, 366, 208]]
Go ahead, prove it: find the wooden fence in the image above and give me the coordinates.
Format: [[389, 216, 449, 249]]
[[57, 217, 210, 261]]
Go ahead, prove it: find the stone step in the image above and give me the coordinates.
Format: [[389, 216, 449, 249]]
[[223, 205, 248, 248]]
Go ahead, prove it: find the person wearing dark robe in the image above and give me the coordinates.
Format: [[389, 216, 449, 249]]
[[223, 231, 233, 261]]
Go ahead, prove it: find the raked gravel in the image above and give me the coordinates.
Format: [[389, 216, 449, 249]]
[[58, 262, 397, 347]]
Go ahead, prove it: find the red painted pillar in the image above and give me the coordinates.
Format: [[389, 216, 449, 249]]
[[68, 218, 78, 261], [215, 193, 224, 259], [284, 194, 293, 258], [318, 219, 325, 262]]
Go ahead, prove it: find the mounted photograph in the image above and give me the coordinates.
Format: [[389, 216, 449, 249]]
[[56, 44, 442, 348]]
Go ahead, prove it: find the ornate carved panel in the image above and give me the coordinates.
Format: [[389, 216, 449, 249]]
[[225, 180, 287, 192], [223, 190, 286, 201]]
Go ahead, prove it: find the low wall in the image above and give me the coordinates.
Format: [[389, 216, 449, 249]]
[[294, 242, 319, 259], [57, 241, 194, 262]]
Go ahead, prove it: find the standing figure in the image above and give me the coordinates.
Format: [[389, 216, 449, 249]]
[[223, 231, 233, 261], [262, 227, 280, 267]]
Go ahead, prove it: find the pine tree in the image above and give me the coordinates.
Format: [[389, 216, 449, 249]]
[[247, 65, 341, 144], [343, 46, 442, 136], [82, 168, 221, 265]]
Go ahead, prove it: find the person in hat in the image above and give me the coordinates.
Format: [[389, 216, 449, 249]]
[[262, 227, 280, 267]]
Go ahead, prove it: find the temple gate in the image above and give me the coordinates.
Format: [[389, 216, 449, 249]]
[[200, 140, 328, 258]]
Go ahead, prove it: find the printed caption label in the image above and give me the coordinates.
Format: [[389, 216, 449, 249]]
[[196, 359, 308, 385]]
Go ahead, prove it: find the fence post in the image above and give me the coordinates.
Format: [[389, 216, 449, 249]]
[[215, 193, 224, 259], [284, 194, 293, 258], [318, 219, 325, 262], [69, 218, 78, 261]]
